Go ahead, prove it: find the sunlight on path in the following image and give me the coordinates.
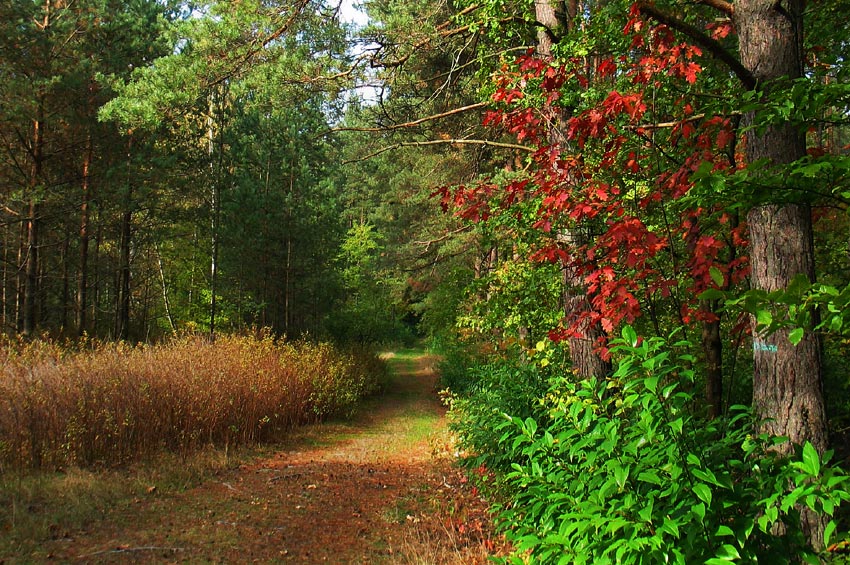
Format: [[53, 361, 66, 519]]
[[59, 350, 494, 564]]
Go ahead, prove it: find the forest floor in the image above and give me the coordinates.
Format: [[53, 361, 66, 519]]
[[40, 350, 505, 564]]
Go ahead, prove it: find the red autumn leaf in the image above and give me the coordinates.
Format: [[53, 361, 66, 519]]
[[683, 62, 701, 84], [597, 57, 618, 77], [707, 20, 733, 40]]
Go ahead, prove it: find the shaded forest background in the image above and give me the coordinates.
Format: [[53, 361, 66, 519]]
[[0, 0, 493, 344]]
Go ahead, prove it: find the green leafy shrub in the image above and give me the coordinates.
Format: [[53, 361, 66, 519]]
[[298, 341, 386, 419], [469, 328, 850, 564], [435, 341, 484, 396], [447, 359, 549, 473], [457, 259, 565, 345]]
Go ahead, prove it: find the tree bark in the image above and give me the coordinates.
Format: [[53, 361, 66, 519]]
[[77, 130, 92, 336], [735, 0, 828, 548], [23, 108, 45, 336], [701, 303, 723, 418], [115, 138, 133, 341], [60, 234, 69, 332], [116, 205, 132, 341], [155, 242, 176, 333], [210, 175, 220, 340], [534, 0, 562, 53], [735, 0, 827, 451], [23, 198, 40, 337], [207, 88, 225, 341], [1, 219, 7, 331], [747, 204, 825, 443], [92, 218, 102, 334], [16, 220, 25, 333], [537, 0, 611, 379]]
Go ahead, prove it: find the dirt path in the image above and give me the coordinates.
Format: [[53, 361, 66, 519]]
[[51, 351, 499, 564]]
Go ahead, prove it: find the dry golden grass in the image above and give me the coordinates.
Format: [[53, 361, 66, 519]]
[[0, 333, 386, 471]]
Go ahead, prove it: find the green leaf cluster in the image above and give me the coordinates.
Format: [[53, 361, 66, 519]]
[[455, 328, 850, 563], [700, 275, 850, 346]]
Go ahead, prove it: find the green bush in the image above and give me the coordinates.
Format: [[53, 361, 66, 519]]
[[459, 328, 850, 564], [435, 341, 483, 396], [447, 358, 549, 473]]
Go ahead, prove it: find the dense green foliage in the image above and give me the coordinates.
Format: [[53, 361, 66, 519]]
[[450, 330, 850, 563], [0, 0, 377, 341]]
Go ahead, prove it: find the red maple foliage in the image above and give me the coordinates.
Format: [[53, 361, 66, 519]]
[[435, 4, 750, 343]]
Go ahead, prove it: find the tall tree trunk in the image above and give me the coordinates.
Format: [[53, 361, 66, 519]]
[[23, 108, 45, 336], [16, 220, 25, 333], [1, 216, 13, 332], [188, 230, 196, 318], [77, 131, 92, 336], [284, 166, 296, 335], [283, 235, 291, 334], [701, 301, 723, 418], [207, 89, 225, 342], [115, 137, 134, 341], [534, 0, 562, 53], [23, 198, 40, 337], [537, 0, 611, 378], [735, 0, 828, 548], [210, 177, 220, 341], [260, 156, 272, 329], [92, 217, 102, 334], [735, 0, 827, 451], [155, 242, 176, 334], [116, 203, 132, 340], [60, 234, 69, 332], [140, 271, 151, 340], [1, 219, 7, 331]]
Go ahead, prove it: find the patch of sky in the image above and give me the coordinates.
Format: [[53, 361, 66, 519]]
[[337, 0, 381, 106]]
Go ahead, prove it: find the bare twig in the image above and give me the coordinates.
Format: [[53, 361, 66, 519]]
[[344, 138, 534, 164], [329, 103, 488, 134], [78, 546, 186, 558], [222, 481, 244, 494], [413, 226, 473, 250], [627, 110, 741, 130]]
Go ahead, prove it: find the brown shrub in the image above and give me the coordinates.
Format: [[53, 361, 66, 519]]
[[0, 334, 385, 471]]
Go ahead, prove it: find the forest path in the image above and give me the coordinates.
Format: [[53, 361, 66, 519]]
[[60, 350, 497, 564]]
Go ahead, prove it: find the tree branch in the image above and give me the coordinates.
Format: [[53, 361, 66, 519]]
[[636, 1, 756, 90], [413, 226, 473, 250], [627, 110, 741, 130], [438, 4, 481, 29], [343, 138, 534, 164], [206, 0, 312, 90], [696, 0, 734, 16], [630, 113, 706, 130], [328, 103, 488, 134], [375, 15, 525, 69], [78, 546, 186, 558]]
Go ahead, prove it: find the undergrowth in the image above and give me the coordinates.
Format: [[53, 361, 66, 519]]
[[0, 333, 386, 471], [448, 328, 850, 564]]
